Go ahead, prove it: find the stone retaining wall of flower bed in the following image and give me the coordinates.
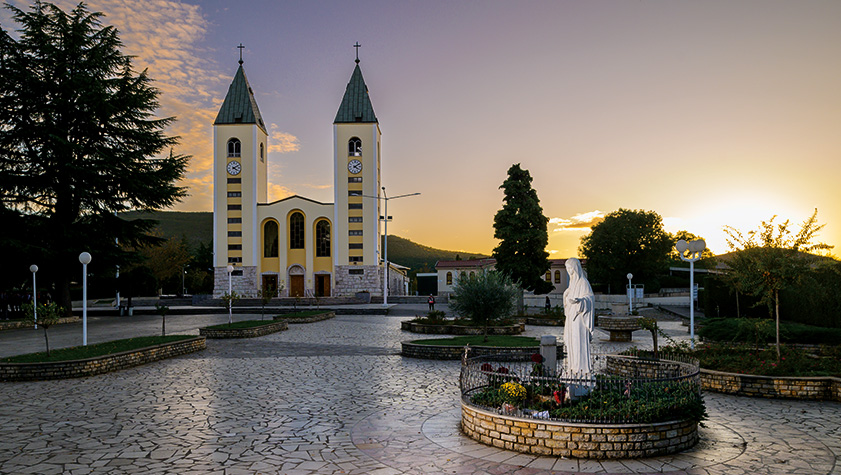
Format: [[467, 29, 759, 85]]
[[700, 368, 841, 401], [0, 316, 79, 331], [523, 317, 563, 327], [606, 355, 690, 379], [461, 402, 697, 459], [400, 321, 524, 335], [273, 311, 334, 323], [0, 336, 206, 382], [401, 342, 563, 360], [199, 321, 288, 339]]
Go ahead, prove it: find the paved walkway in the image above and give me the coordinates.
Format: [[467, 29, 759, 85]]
[[0, 307, 838, 474]]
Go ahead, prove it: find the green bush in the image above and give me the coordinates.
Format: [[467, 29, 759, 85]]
[[692, 342, 841, 377], [699, 318, 841, 345]]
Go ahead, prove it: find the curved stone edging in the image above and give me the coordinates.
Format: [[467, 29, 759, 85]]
[[701, 368, 841, 401], [401, 341, 562, 360], [523, 317, 563, 326], [200, 320, 288, 339], [273, 311, 335, 323], [0, 316, 80, 331], [400, 321, 524, 335], [0, 336, 206, 382], [461, 401, 698, 459]]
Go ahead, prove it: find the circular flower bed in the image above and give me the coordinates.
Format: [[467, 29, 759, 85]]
[[460, 350, 704, 459]]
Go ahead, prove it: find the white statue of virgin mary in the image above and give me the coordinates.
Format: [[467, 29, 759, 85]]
[[563, 258, 594, 377]]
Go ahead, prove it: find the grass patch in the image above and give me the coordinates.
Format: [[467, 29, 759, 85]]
[[699, 318, 841, 345], [204, 320, 282, 330], [411, 335, 539, 347], [273, 310, 329, 319], [0, 335, 195, 363], [694, 343, 841, 377]]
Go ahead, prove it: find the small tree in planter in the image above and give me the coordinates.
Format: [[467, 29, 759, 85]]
[[220, 291, 241, 325], [23, 302, 62, 357], [450, 270, 518, 342], [155, 303, 169, 336], [257, 283, 281, 321]]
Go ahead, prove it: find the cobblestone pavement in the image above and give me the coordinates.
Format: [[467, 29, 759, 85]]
[[0, 309, 839, 474]]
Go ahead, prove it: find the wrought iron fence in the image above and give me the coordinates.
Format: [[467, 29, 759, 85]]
[[460, 348, 702, 424]]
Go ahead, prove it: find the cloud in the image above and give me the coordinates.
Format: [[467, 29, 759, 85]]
[[268, 124, 300, 154], [550, 210, 605, 232], [268, 183, 293, 203], [549, 249, 559, 254]]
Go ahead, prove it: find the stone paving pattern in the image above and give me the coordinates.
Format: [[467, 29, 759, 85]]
[[0, 305, 839, 474]]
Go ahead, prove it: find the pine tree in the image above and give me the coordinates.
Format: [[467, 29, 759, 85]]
[[0, 3, 188, 313], [492, 164, 553, 295]]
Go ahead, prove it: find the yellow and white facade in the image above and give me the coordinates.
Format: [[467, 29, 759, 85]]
[[213, 58, 386, 298]]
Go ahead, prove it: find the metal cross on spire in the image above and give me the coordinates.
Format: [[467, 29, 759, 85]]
[[237, 43, 245, 65], [354, 42, 361, 64]]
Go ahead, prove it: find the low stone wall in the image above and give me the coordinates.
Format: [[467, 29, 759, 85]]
[[0, 316, 79, 331], [524, 317, 563, 327], [461, 402, 697, 459], [598, 315, 642, 342], [200, 321, 288, 339], [400, 321, 525, 335], [273, 311, 335, 323], [701, 368, 841, 401], [401, 342, 562, 360], [0, 336, 206, 382], [606, 355, 691, 379]]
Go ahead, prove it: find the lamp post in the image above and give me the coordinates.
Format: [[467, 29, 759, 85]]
[[181, 265, 189, 296], [227, 264, 234, 325], [676, 239, 705, 349], [363, 187, 420, 306], [79, 252, 92, 346], [626, 273, 633, 314], [30, 265, 38, 329]]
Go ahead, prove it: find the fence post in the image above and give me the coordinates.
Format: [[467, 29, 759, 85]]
[[540, 335, 557, 376]]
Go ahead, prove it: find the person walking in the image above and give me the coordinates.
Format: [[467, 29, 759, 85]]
[[428, 295, 435, 311]]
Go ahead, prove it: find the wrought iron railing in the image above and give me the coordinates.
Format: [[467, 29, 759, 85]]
[[460, 348, 701, 424]]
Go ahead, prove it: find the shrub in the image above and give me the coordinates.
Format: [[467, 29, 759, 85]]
[[449, 270, 518, 341]]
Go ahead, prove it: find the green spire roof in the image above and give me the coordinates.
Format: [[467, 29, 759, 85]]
[[334, 64, 378, 123], [214, 65, 266, 132]]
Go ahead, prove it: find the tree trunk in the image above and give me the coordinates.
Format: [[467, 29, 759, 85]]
[[774, 289, 781, 362], [735, 291, 740, 318], [162, 315, 166, 336], [44, 327, 51, 357]]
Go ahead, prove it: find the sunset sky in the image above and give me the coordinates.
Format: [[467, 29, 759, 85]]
[[5, 1, 840, 258]]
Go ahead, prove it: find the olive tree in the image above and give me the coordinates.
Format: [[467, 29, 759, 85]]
[[449, 271, 519, 342]]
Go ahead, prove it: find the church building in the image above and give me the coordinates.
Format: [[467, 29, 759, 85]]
[[212, 53, 402, 298]]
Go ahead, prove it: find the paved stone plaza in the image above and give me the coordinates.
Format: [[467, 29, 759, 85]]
[[0, 306, 839, 474]]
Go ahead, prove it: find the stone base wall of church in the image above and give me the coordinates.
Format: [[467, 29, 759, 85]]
[[333, 265, 384, 298], [213, 266, 259, 298]]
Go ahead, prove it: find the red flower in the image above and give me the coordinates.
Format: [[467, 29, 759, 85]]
[[481, 363, 493, 372], [497, 366, 509, 374], [553, 390, 562, 404], [531, 353, 543, 364]]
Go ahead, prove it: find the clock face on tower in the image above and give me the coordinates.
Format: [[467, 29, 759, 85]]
[[226, 160, 242, 176], [347, 159, 363, 174]]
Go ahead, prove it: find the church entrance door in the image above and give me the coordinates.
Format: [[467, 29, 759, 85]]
[[290, 275, 305, 297], [315, 274, 331, 297]]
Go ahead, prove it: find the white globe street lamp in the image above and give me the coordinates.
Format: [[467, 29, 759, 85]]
[[626, 273, 634, 313], [79, 252, 92, 346], [227, 264, 234, 325], [676, 239, 705, 349], [29, 265, 38, 329]]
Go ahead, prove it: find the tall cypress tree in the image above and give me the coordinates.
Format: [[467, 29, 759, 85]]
[[0, 3, 188, 313], [492, 164, 553, 295]]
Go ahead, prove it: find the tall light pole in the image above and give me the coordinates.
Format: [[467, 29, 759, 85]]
[[30, 265, 38, 329], [626, 273, 633, 314], [181, 265, 189, 296], [363, 187, 420, 306], [676, 239, 705, 349], [227, 264, 234, 324], [79, 252, 92, 346]]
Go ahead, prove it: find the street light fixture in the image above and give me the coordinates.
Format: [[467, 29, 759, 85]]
[[227, 264, 234, 325], [30, 265, 38, 329], [626, 273, 634, 314], [676, 239, 705, 349], [362, 187, 420, 306], [79, 252, 92, 346]]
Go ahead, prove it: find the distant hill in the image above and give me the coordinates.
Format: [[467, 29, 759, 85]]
[[120, 211, 488, 273]]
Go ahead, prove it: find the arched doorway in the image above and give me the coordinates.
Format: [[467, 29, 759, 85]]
[[314, 272, 331, 297], [288, 265, 305, 297]]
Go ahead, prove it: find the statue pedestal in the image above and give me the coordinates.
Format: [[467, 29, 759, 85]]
[[598, 315, 641, 342]]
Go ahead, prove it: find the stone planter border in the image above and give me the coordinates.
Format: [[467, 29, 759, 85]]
[[0, 336, 206, 382], [461, 402, 698, 459], [523, 317, 564, 326], [400, 321, 524, 335], [401, 341, 562, 360], [199, 320, 288, 339], [0, 316, 79, 331], [273, 311, 335, 323], [700, 368, 841, 401]]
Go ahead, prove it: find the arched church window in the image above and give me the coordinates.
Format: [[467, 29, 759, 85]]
[[316, 220, 330, 257], [260, 143, 264, 162], [290, 212, 305, 249], [446, 272, 452, 285], [348, 137, 362, 156], [227, 138, 241, 157], [554, 270, 561, 283], [264, 221, 278, 258], [545, 271, 551, 282]]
